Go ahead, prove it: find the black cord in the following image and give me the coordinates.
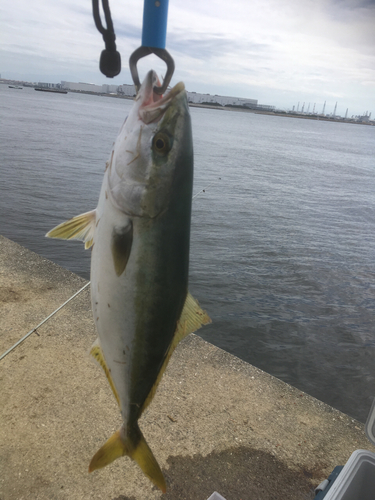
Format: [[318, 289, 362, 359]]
[[92, 0, 121, 78]]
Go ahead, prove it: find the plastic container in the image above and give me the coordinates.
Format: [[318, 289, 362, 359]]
[[314, 466, 343, 499], [207, 492, 227, 500], [314, 398, 375, 499], [322, 450, 375, 500]]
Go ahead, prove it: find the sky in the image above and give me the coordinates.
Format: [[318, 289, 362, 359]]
[[1, 0, 374, 116]]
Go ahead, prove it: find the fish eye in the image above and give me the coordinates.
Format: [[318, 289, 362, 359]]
[[152, 132, 172, 155]]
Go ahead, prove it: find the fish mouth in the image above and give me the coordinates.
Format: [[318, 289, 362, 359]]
[[138, 70, 185, 125]]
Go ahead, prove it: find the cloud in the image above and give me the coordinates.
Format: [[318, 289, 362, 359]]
[[168, 32, 270, 62], [0, 0, 374, 114], [115, 22, 142, 42]]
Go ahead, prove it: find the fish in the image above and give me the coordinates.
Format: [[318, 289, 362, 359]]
[[46, 70, 211, 492]]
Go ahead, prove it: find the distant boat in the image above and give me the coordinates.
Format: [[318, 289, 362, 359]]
[[35, 88, 68, 94], [9, 85, 23, 89]]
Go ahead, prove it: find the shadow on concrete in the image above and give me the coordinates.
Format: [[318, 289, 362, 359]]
[[113, 445, 321, 500], [113, 496, 137, 500]]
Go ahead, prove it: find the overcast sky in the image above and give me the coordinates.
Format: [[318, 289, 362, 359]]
[[1, 0, 374, 116]]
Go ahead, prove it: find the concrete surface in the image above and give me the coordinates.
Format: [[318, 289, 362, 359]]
[[1, 235, 374, 500]]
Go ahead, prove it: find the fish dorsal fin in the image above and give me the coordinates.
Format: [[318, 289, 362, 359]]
[[46, 210, 96, 249], [90, 338, 121, 408], [141, 292, 211, 414]]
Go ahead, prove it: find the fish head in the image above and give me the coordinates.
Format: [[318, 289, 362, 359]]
[[108, 70, 193, 218]]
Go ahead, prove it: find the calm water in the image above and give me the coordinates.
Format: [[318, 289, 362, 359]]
[[1, 84, 375, 422]]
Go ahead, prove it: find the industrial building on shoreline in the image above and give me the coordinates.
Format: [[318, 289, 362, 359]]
[[2, 77, 372, 122], [53, 80, 275, 111]]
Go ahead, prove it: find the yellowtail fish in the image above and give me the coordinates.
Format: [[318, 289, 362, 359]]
[[46, 70, 211, 492]]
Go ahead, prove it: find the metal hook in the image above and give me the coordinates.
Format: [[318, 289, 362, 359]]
[[129, 46, 175, 95]]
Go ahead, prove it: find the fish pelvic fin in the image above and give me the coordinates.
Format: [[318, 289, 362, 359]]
[[89, 424, 166, 493], [46, 209, 96, 249], [90, 338, 120, 408], [141, 291, 211, 414]]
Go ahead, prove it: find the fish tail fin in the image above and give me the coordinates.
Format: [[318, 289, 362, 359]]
[[88, 429, 124, 472], [130, 425, 166, 493], [89, 424, 166, 493]]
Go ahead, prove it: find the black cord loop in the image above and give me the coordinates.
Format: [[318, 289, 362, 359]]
[[92, 0, 121, 78]]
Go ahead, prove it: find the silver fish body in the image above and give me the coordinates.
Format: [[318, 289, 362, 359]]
[[93, 72, 192, 401]]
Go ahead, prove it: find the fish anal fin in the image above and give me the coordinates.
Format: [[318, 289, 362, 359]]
[[141, 292, 211, 414], [111, 221, 133, 277], [89, 424, 166, 493], [90, 338, 120, 408], [46, 210, 96, 249]]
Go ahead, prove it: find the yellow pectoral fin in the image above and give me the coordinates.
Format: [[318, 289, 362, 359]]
[[141, 291, 211, 414], [90, 338, 120, 408], [89, 425, 166, 493], [46, 209, 96, 249]]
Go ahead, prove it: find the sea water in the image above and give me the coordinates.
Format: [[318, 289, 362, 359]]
[[1, 84, 375, 421]]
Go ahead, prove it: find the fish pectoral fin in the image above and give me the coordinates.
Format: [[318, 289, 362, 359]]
[[90, 338, 120, 408], [46, 209, 96, 249], [111, 220, 133, 277], [141, 291, 211, 414], [89, 424, 166, 493]]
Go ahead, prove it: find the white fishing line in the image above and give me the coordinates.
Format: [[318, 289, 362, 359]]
[[0, 282, 90, 361], [192, 177, 221, 200], [1, 179, 221, 361]]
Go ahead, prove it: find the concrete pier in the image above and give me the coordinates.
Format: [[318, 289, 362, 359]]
[[1, 235, 373, 500]]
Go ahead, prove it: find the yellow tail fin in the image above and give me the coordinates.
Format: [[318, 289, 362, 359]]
[[89, 424, 166, 493]]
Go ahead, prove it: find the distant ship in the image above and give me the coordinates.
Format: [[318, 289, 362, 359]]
[[35, 88, 68, 94], [9, 85, 23, 89]]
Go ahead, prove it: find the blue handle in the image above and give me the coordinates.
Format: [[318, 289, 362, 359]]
[[141, 0, 169, 49]]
